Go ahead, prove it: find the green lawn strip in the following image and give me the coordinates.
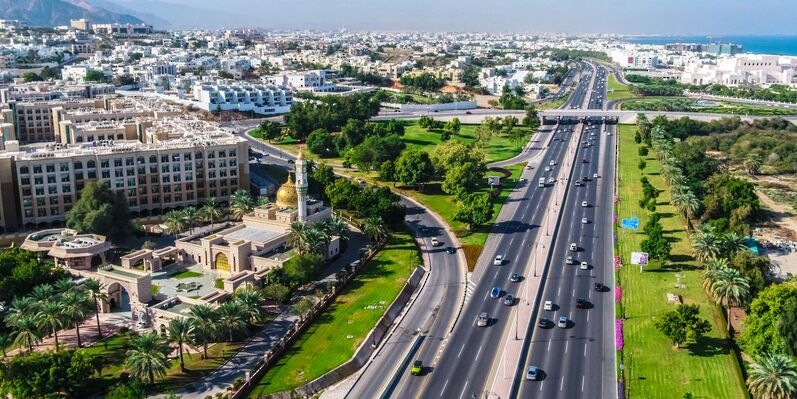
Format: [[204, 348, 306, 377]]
[[616, 125, 747, 399], [607, 74, 637, 102], [80, 334, 134, 395], [536, 95, 568, 110], [620, 97, 797, 116], [262, 121, 532, 165], [171, 270, 203, 279], [215, 278, 224, 289], [153, 341, 246, 393], [249, 231, 420, 396]]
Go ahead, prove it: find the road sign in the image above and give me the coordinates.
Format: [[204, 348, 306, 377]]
[[488, 176, 500, 186], [630, 252, 649, 265]]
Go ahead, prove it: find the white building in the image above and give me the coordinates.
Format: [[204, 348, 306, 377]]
[[267, 70, 337, 92], [681, 54, 797, 86], [192, 82, 293, 115]]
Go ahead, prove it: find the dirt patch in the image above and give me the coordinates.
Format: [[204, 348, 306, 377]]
[[746, 175, 797, 241], [461, 245, 483, 272]]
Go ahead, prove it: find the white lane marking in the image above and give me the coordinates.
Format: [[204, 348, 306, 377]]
[[440, 379, 449, 397], [560, 377, 565, 391], [547, 339, 552, 352], [587, 311, 590, 322], [565, 340, 569, 353], [458, 380, 470, 399], [572, 288, 575, 297], [581, 375, 585, 392], [494, 270, 499, 279], [540, 379, 545, 391], [475, 345, 483, 361], [458, 343, 466, 358], [584, 343, 588, 357], [557, 287, 561, 296]]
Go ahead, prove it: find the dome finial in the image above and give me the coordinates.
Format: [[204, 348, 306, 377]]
[[297, 146, 305, 161]]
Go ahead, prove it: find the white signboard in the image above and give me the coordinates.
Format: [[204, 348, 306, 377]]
[[630, 252, 649, 265], [488, 176, 500, 186]]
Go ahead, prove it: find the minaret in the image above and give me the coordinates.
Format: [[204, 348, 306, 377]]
[[296, 148, 308, 221]]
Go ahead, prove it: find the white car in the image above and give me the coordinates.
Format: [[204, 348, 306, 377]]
[[549, 160, 556, 166], [580, 261, 589, 270], [558, 316, 568, 328], [544, 300, 553, 311], [581, 217, 588, 224], [431, 237, 439, 247], [493, 255, 503, 265], [519, 177, 527, 182], [566, 255, 574, 265], [581, 201, 588, 207], [593, 173, 599, 179], [544, 166, 551, 172], [548, 178, 555, 184]]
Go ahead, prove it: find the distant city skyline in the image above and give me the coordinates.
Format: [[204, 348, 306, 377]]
[[121, 0, 797, 34]]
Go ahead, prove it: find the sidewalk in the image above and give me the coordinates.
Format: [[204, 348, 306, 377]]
[[172, 231, 366, 399], [6, 312, 131, 357]]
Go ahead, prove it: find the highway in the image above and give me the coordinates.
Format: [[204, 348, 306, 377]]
[[514, 64, 617, 398], [400, 64, 597, 399]]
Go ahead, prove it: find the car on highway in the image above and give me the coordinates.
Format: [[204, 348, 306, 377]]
[[582, 176, 589, 181], [570, 243, 578, 251], [547, 178, 555, 184], [581, 201, 588, 207], [526, 366, 539, 381], [549, 160, 556, 166], [431, 237, 440, 247], [418, 225, 428, 233], [411, 360, 423, 375], [582, 159, 588, 163], [538, 318, 550, 328], [566, 255, 575, 265], [544, 166, 551, 172], [287, 159, 295, 164], [574, 181, 582, 187], [477, 312, 489, 327], [595, 283, 605, 291], [580, 261, 589, 270], [446, 246, 456, 254], [558, 316, 568, 328], [582, 217, 588, 224], [576, 298, 587, 308], [493, 255, 503, 265], [503, 295, 514, 306], [593, 173, 599, 179], [510, 273, 521, 282], [519, 177, 527, 183], [490, 287, 501, 298], [544, 300, 553, 310]]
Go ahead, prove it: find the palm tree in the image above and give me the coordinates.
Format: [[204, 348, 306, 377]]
[[200, 197, 224, 226], [0, 333, 12, 357], [216, 301, 247, 342], [229, 189, 254, 220], [37, 301, 65, 350], [167, 318, 194, 373], [62, 290, 90, 347], [709, 267, 750, 335], [182, 206, 198, 234], [189, 304, 217, 359], [305, 226, 328, 256], [744, 153, 763, 176], [5, 296, 40, 327], [747, 354, 797, 399], [720, 232, 747, 256], [705, 257, 730, 270], [692, 226, 721, 262], [83, 279, 109, 339], [125, 332, 170, 385], [164, 210, 187, 238], [12, 315, 40, 352], [233, 289, 264, 326], [30, 283, 56, 305], [54, 277, 75, 294], [362, 216, 388, 243], [287, 221, 310, 255], [256, 195, 270, 207], [671, 188, 701, 231]]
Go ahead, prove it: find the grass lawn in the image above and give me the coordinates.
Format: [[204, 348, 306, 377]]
[[621, 97, 797, 116], [608, 74, 637, 102], [171, 270, 203, 279], [151, 284, 160, 296], [215, 278, 224, 289], [81, 334, 135, 395], [616, 124, 747, 399], [249, 231, 420, 396]]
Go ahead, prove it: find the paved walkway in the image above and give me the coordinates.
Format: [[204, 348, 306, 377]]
[[171, 231, 366, 399], [6, 312, 133, 357]]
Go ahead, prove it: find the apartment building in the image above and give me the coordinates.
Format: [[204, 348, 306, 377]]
[[2, 99, 100, 144], [192, 82, 293, 115], [0, 124, 249, 232], [0, 82, 115, 103], [93, 23, 153, 35], [681, 54, 797, 86], [0, 51, 15, 69]]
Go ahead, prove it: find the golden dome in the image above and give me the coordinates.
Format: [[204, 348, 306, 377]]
[[276, 174, 298, 208]]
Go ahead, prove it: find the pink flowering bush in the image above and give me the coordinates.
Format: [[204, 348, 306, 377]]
[[616, 320, 624, 350], [615, 286, 622, 303], [613, 256, 621, 269]]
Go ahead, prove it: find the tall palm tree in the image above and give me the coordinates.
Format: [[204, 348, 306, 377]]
[[720, 232, 748, 256], [705, 257, 730, 270], [189, 304, 217, 359], [216, 301, 247, 342], [12, 315, 40, 352], [62, 290, 90, 347], [167, 318, 194, 373], [744, 153, 764, 176], [125, 332, 170, 385], [4, 296, 40, 327], [747, 353, 797, 399], [709, 267, 750, 334], [83, 279, 109, 339], [54, 277, 75, 294], [362, 216, 388, 243], [164, 210, 187, 238], [37, 301, 65, 350], [30, 283, 56, 305], [233, 289, 264, 327], [671, 188, 701, 231], [182, 206, 198, 234], [692, 226, 721, 262], [305, 226, 328, 256], [326, 215, 350, 242], [287, 221, 310, 255], [200, 197, 224, 226], [229, 189, 254, 220]]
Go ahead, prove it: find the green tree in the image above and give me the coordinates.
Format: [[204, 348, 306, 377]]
[[216, 301, 247, 342], [780, 297, 797, 357], [229, 189, 255, 220], [163, 210, 187, 238], [65, 181, 133, 242], [182, 206, 198, 234], [453, 193, 494, 230], [0, 349, 96, 397], [442, 161, 485, 199], [739, 283, 797, 357], [84, 70, 107, 82], [522, 106, 540, 129], [256, 120, 283, 142], [189, 304, 218, 359], [125, 332, 170, 385], [444, 118, 461, 135], [62, 289, 91, 348], [654, 304, 712, 348], [706, 267, 750, 334], [744, 153, 764, 176], [394, 149, 434, 189], [37, 301, 66, 350], [233, 288, 265, 326], [362, 216, 388, 243], [167, 318, 194, 372], [293, 296, 316, 320], [310, 162, 335, 197], [106, 380, 147, 399], [0, 249, 63, 308], [746, 354, 797, 399], [262, 283, 291, 307], [692, 225, 721, 262], [287, 221, 310, 255], [200, 197, 224, 226], [11, 315, 40, 352], [283, 253, 324, 286], [21, 72, 42, 82], [640, 223, 671, 262], [638, 159, 647, 171], [306, 128, 337, 157]]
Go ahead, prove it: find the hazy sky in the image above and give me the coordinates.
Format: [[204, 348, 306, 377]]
[[157, 0, 797, 34]]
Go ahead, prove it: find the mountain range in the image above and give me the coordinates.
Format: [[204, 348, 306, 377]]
[[0, 0, 146, 27]]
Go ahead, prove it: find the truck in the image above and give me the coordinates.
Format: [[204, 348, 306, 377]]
[[538, 177, 546, 188]]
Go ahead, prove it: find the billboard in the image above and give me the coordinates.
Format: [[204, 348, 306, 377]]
[[487, 176, 500, 186], [620, 217, 639, 230], [630, 252, 649, 265]]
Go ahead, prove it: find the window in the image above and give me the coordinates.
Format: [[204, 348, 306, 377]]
[[127, 168, 134, 176], [114, 159, 122, 167], [161, 155, 169, 163], [127, 178, 136, 186], [149, 155, 157, 163], [161, 165, 169, 173], [162, 175, 171, 183], [35, 188, 44, 196], [19, 166, 29, 174], [172, 164, 181, 172], [163, 195, 171, 203], [37, 198, 46, 206], [63, 196, 72, 204], [126, 157, 134, 166], [101, 160, 109, 168], [50, 208, 60, 216], [151, 185, 160, 193], [60, 162, 69, 172], [25, 210, 33, 217], [128, 188, 136, 197], [73, 161, 83, 170], [49, 196, 58, 205], [137, 156, 145, 165], [88, 171, 97, 179], [33, 165, 42, 174], [138, 166, 146, 174], [173, 184, 182, 192], [47, 176, 56, 184], [62, 185, 71, 193], [149, 166, 157, 174], [38, 209, 47, 217], [184, 152, 192, 161], [114, 170, 123, 178], [61, 175, 70, 182], [48, 186, 57, 195], [46, 164, 55, 173], [22, 188, 32, 196], [87, 160, 96, 168], [75, 172, 84, 180], [195, 151, 203, 159], [218, 150, 226, 158]]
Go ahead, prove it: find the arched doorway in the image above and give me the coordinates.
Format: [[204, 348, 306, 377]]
[[215, 252, 230, 273], [107, 282, 131, 313]]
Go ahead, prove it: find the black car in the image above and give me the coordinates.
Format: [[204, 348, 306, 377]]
[[595, 283, 605, 292], [288, 159, 295, 164], [582, 176, 589, 181], [509, 273, 521, 282], [446, 247, 456, 254], [576, 298, 587, 309], [538, 318, 551, 328]]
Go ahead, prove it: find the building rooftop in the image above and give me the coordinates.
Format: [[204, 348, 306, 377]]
[[225, 226, 284, 244]]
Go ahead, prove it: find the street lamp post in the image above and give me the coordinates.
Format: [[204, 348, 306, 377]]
[[369, 301, 386, 348]]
